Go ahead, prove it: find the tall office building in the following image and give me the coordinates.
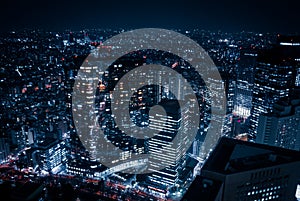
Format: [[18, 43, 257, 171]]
[[277, 35, 300, 87], [73, 63, 102, 159], [234, 48, 257, 118], [0, 138, 10, 163], [234, 80, 253, 118], [39, 139, 67, 172], [182, 137, 300, 201], [256, 94, 300, 151], [148, 100, 184, 189], [167, 73, 185, 100], [249, 35, 300, 139]]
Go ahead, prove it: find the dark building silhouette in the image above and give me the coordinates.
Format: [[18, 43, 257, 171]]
[[249, 35, 300, 139], [0, 137, 10, 162], [10, 182, 43, 201], [256, 91, 300, 151], [181, 137, 300, 201]]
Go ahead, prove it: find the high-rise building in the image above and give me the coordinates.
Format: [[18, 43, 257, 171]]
[[229, 50, 257, 136], [256, 95, 300, 151], [276, 35, 300, 87], [249, 36, 300, 139], [234, 80, 253, 118], [73, 63, 102, 159], [37, 139, 67, 173], [182, 137, 300, 201], [0, 138, 10, 163], [167, 73, 185, 100], [148, 100, 184, 189]]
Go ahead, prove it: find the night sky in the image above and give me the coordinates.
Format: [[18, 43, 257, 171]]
[[1, 0, 300, 33]]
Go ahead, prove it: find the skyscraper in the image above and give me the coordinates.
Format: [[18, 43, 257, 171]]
[[234, 48, 257, 119], [249, 35, 300, 139], [148, 100, 185, 190], [0, 138, 10, 163], [256, 94, 300, 151]]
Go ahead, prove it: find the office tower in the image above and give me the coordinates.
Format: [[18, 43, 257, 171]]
[[226, 80, 236, 114], [234, 79, 253, 118], [0, 138, 10, 163], [145, 97, 201, 199], [234, 48, 257, 118], [13, 127, 27, 151], [34, 139, 67, 173], [182, 137, 300, 201], [249, 36, 300, 139], [256, 95, 300, 151], [232, 55, 254, 136], [73, 63, 101, 159], [21, 125, 36, 145], [277, 35, 300, 87], [167, 73, 185, 100], [147, 100, 184, 190], [200, 75, 226, 156]]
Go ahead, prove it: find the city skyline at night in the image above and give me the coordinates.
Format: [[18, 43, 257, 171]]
[[1, 0, 300, 197], [0, 27, 299, 200]]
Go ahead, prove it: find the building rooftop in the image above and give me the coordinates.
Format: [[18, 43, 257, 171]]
[[202, 137, 300, 175], [37, 137, 59, 150]]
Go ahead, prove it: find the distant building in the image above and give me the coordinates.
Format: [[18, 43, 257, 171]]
[[0, 138, 10, 162], [228, 114, 246, 138], [66, 157, 105, 178], [182, 137, 300, 201], [256, 96, 300, 151], [234, 80, 253, 118], [234, 48, 257, 119], [276, 35, 300, 87], [24, 138, 68, 173]]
